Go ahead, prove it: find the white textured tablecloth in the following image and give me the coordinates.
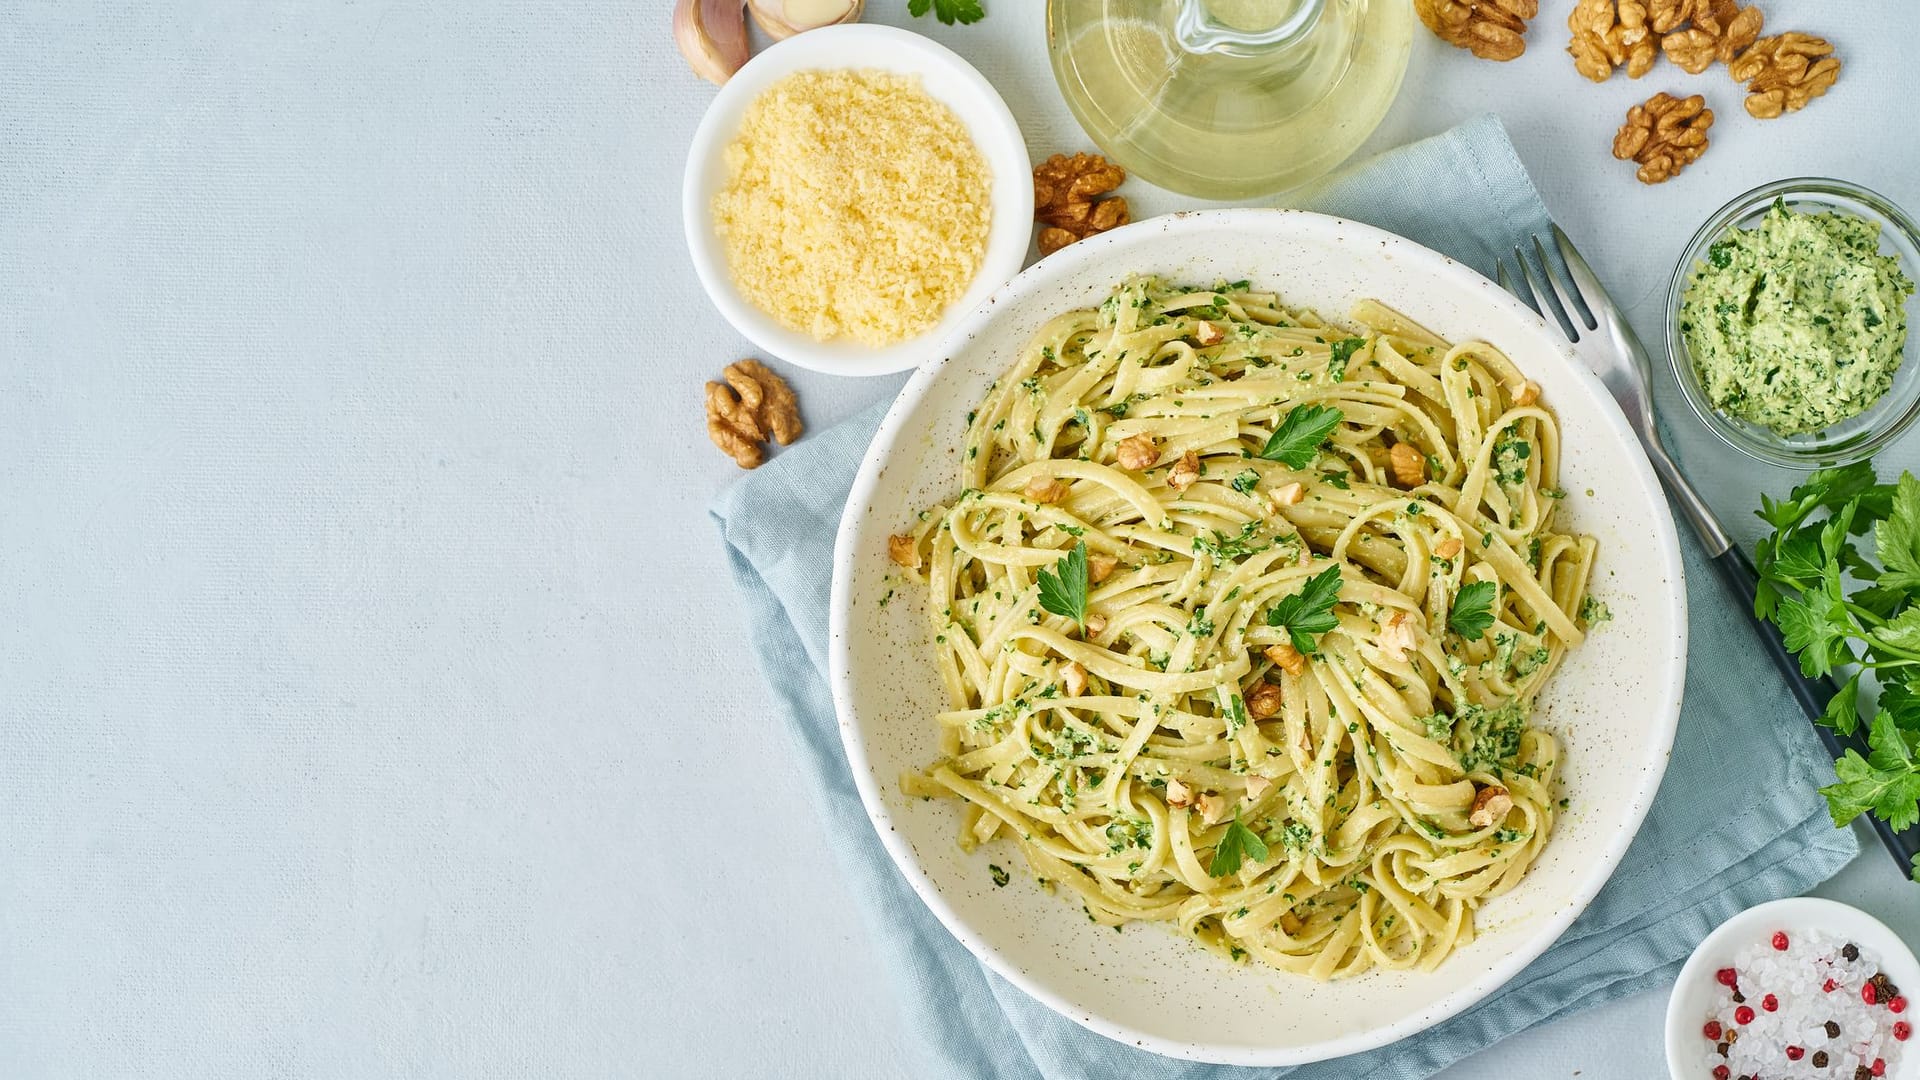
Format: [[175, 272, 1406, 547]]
[[2, 3, 1916, 1078]]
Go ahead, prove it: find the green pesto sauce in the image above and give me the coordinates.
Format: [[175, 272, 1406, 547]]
[[1681, 199, 1914, 435]]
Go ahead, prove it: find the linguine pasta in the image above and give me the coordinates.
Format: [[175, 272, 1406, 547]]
[[889, 276, 1600, 979]]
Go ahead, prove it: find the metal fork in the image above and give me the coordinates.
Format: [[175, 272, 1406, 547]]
[[1499, 225, 1920, 880]]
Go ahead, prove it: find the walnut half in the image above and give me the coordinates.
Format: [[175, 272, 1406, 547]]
[[1729, 32, 1840, 119], [1568, 0, 1654, 82], [1659, 0, 1762, 75], [1033, 153, 1130, 256], [1612, 91, 1713, 184], [1417, 0, 1537, 61], [705, 359, 804, 469]]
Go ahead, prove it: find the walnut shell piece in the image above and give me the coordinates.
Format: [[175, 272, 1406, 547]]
[[1567, 0, 1654, 82], [1417, 0, 1537, 61], [1729, 32, 1840, 119], [1033, 152, 1131, 255], [1612, 91, 1714, 184]]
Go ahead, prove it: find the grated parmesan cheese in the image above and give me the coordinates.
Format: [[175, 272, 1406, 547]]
[[712, 68, 992, 348]]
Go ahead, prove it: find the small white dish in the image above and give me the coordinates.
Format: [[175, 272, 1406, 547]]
[[681, 23, 1033, 377], [1666, 897, 1920, 1079], [830, 209, 1688, 1065]]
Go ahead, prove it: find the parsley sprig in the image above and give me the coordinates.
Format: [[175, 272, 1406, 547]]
[[1752, 461, 1920, 878], [1266, 564, 1343, 655], [1207, 817, 1268, 877], [1449, 580, 1499, 639], [1259, 404, 1343, 468], [907, 0, 985, 25], [1037, 540, 1089, 625]]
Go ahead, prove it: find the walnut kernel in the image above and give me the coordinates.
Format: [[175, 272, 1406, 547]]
[[1245, 681, 1283, 719], [1612, 91, 1713, 184], [1389, 442, 1426, 488], [1729, 32, 1840, 119], [1417, 0, 1537, 61], [1264, 642, 1307, 677], [1567, 0, 1654, 82], [1168, 450, 1201, 492], [1033, 153, 1130, 256], [1114, 434, 1159, 471], [1469, 785, 1515, 828], [1088, 552, 1120, 584], [705, 359, 803, 469]]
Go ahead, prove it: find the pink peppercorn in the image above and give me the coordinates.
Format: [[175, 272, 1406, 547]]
[[1703, 1020, 1723, 1040], [1772, 930, 1789, 950], [1762, 993, 1779, 1012], [1712, 1067, 1729, 1080], [1896, 1021, 1912, 1041], [1865, 982, 1879, 1005], [1824, 978, 1838, 993], [1786, 1045, 1805, 1061], [1893, 996, 1909, 1014], [1873, 1058, 1887, 1077], [1717, 967, 1739, 987], [1735, 1005, 1755, 1025]]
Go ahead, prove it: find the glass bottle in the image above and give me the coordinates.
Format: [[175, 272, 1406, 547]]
[[1046, 0, 1414, 200]]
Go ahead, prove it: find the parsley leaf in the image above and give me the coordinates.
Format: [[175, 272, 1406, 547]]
[[1036, 541, 1089, 625], [1258, 404, 1343, 468], [907, 0, 987, 24], [1231, 469, 1261, 495], [1326, 337, 1366, 382], [1448, 580, 1498, 639], [1265, 565, 1343, 654], [1877, 473, 1920, 591], [1821, 709, 1920, 831], [1822, 672, 1862, 736], [1207, 817, 1269, 877]]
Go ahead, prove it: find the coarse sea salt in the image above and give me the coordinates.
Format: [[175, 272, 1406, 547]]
[[1702, 927, 1909, 1080]]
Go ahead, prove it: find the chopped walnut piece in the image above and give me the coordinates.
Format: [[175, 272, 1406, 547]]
[[1024, 475, 1070, 503], [1196, 792, 1233, 826], [1033, 152, 1131, 256], [1114, 433, 1159, 471], [1434, 536, 1465, 560], [705, 359, 803, 469], [1193, 320, 1226, 347], [1469, 785, 1515, 828], [1729, 32, 1840, 119], [1062, 661, 1089, 698], [1245, 681, 1283, 720], [1389, 442, 1426, 488], [1378, 611, 1419, 662], [1264, 642, 1307, 677], [1088, 552, 1120, 584], [1513, 380, 1540, 407], [887, 533, 921, 570], [1417, 0, 1537, 61], [1269, 482, 1305, 508], [1084, 613, 1108, 635], [1612, 91, 1713, 184], [1244, 774, 1274, 802], [1168, 450, 1201, 492], [1165, 778, 1194, 809], [1568, 0, 1654, 81]]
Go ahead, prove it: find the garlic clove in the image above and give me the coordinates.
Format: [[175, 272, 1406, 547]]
[[675, 0, 750, 86], [748, 0, 864, 39]]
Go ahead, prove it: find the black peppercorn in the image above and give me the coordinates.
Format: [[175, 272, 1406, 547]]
[[1812, 1050, 1829, 1068], [1856, 1066, 1875, 1080], [1716, 1040, 1728, 1056], [1731, 989, 1746, 1004], [1843, 942, 1860, 961], [1826, 1019, 1842, 1038]]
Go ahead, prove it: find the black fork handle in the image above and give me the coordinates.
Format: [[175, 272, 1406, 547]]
[[1708, 544, 1920, 878]]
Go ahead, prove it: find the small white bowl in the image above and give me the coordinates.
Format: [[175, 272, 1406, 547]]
[[1666, 897, 1920, 1079], [681, 24, 1033, 377]]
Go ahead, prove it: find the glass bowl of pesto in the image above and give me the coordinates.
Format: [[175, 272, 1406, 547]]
[[1667, 177, 1920, 468]]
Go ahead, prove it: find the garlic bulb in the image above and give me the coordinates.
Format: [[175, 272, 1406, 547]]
[[747, 0, 864, 40], [674, 0, 750, 85]]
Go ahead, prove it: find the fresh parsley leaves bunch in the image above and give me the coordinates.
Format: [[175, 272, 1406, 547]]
[[1752, 460, 1920, 879]]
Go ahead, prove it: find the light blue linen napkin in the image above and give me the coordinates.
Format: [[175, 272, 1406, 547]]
[[710, 114, 1858, 1080]]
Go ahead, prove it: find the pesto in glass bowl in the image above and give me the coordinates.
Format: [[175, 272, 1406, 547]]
[[1667, 178, 1920, 468]]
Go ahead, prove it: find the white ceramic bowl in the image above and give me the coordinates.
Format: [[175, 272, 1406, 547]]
[[1666, 897, 1920, 1080], [681, 24, 1032, 377], [829, 209, 1689, 1065]]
